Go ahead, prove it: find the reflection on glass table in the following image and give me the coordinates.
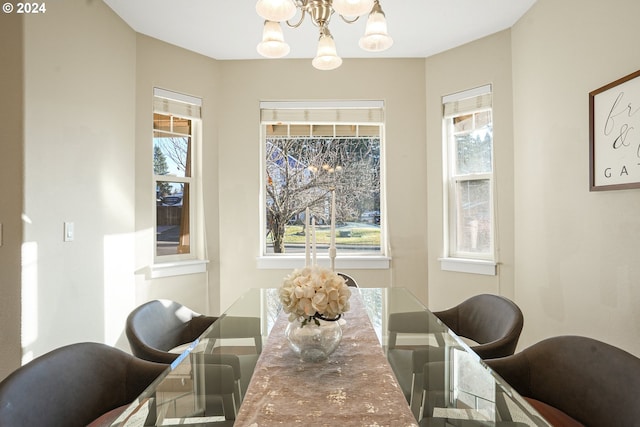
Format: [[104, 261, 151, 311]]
[[367, 288, 550, 427], [110, 288, 549, 426]]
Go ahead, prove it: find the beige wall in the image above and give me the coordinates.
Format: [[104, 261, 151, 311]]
[[134, 34, 221, 316], [511, 0, 640, 353], [0, 14, 24, 379], [425, 30, 515, 311], [216, 59, 428, 310], [21, 1, 138, 358]]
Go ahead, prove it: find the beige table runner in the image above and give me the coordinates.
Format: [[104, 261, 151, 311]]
[[234, 292, 418, 426]]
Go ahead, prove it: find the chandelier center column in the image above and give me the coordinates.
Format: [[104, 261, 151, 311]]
[[306, 0, 333, 26]]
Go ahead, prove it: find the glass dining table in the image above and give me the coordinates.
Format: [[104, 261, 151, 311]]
[[110, 288, 550, 427]]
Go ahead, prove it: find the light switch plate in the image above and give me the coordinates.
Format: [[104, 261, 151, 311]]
[[64, 222, 74, 242]]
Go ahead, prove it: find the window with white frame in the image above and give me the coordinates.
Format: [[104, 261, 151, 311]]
[[260, 101, 387, 266], [443, 85, 495, 265], [153, 88, 201, 262]]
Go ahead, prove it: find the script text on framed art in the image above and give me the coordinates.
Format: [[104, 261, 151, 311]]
[[589, 69, 640, 191]]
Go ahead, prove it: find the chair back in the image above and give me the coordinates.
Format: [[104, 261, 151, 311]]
[[337, 272, 358, 287], [387, 310, 438, 349], [433, 294, 524, 359], [126, 299, 217, 363], [0, 342, 166, 427], [203, 315, 263, 354], [486, 335, 640, 427]]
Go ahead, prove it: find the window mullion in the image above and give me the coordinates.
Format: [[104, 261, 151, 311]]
[[155, 175, 191, 184], [453, 173, 491, 182]]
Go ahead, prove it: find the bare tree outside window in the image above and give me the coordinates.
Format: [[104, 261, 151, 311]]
[[155, 137, 188, 175], [265, 136, 380, 254]]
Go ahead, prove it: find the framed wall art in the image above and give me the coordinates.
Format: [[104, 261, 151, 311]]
[[589, 69, 640, 191]]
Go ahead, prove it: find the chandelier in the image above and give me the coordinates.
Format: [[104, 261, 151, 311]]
[[256, 0, 392, 71]]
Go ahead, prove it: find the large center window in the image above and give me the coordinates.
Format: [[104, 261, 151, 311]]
[[260, 101, 386, 263]]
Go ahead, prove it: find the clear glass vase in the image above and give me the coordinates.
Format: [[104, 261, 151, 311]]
[[285, 317, 343, 362]]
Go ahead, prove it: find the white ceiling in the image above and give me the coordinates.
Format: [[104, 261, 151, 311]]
[[103, 0, 537, 61]]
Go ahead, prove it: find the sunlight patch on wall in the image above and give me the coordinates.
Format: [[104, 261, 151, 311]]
[[104, 233, 136, 346], [21, 241, 38, 365]]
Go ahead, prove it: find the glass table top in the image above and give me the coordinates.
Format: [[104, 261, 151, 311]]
[[111, 288, 550, 426]]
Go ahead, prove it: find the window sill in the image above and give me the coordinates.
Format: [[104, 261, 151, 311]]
[[439, 257, 496, 276], [147, 259, 209, 279], [257, 255, 390, 270]]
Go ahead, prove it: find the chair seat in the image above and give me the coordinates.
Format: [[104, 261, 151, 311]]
[[524, 398, 585, 427], [86, 404, 130, 427]]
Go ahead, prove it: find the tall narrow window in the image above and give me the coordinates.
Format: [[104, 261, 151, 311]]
[[153, 88, 201, 260], [443, 86, 494, 261], [260, 101, 386, 261]]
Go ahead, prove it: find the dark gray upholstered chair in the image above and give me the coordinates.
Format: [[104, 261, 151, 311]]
[[192, 362, 239, 423], [486, 336, 640, 427], [387, 311, 449, 416], [125, 300, 249, 411], [191, 353, 248, 413], [388, 294, 524, 417], [337, 272, 358, 287], [432, 294, 524, 359], [126, 299, 218, 364], [199, 315, 263, 399], [0, 342, 167, 427]]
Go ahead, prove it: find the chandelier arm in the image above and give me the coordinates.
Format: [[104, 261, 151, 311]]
[[286, 8, 307, 28], [338, 14, 360, 24]]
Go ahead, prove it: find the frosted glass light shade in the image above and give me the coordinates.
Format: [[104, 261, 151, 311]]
[[331, 0, 374, 17], [255, 0, 296, 22], [359, 10, 393, 51], [257, 21, 291, 58], [312, 34, 342, 71]]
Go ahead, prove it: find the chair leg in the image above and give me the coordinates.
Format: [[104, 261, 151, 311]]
[[219, 394, 237, 420], [410, 372, 424, 418], [235, 380, 243, 406]]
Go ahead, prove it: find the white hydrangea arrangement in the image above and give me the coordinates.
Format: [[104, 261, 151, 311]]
[[279, 265, 351, 326]]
